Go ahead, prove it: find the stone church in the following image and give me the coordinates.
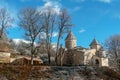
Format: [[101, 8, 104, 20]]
[[57, 31, 109, 67]]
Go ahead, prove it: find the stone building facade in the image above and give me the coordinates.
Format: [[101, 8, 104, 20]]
[[57, 31, 109, 67], [0, 41, 12, 63]]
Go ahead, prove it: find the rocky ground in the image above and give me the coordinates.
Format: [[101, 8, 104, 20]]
[[0, 64, 120, 80]]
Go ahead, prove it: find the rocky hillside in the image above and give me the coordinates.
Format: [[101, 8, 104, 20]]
[[0, 65, 120, 80]]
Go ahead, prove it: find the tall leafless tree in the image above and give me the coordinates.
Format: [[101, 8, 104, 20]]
[[0, 8, 13, 39], [56, 9, 73, 64], [42, 8, 56, 64], [105, 34, 120, 68], [18, 7, 43, 65]]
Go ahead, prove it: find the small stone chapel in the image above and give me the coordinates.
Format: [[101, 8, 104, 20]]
[[57, 31, 109, 67]]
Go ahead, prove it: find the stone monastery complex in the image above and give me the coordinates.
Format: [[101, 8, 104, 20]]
[[57, 31, 109, 67]]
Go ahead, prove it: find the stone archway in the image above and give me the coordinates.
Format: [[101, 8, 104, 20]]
[[95, 59, 99, 65]]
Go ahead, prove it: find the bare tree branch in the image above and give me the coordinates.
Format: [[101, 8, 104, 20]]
[[41, 8, 56, 64], [18, 7, 43, 65], [0, 7, 13, 39], [104, 34, 120, 68], [56, 9, 73, 64]]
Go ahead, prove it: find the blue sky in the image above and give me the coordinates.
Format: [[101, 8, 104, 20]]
[[0, 0, 120, 48]]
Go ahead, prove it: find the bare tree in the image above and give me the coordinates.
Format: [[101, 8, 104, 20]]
[[18, 7, 43, 65], [104, 34, 120, 68], [0, 8, 13, 39], [42, 8, 56, 64], [17, 41, 31, 55], [37, 38, 47, 54], [56, 9, 73, 64]]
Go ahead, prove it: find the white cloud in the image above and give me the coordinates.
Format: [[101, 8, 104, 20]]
[[79, 29, 86, 33], [12, 38, 38, 46], [39, 0, 61, 14], [39, 32, 58, 39], [52, 32, 58, 37], [12, 38, 30, 44]]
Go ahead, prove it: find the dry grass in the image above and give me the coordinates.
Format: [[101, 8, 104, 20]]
[[0, 65, 120, 80], [0, 64, 52, 80], [101, 67, 120, 80]]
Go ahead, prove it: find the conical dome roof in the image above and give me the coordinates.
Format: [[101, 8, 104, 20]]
[[65, 31, 76, 40], [90, 38, 99, 46]]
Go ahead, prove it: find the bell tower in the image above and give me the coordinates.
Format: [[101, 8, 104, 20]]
[[65, 31, 76, 49], [89, 38, 101, 50]]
